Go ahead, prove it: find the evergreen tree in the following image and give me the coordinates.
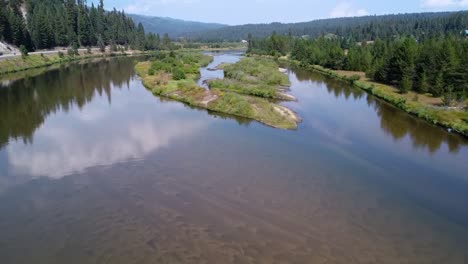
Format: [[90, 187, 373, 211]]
[[432, 72, 445, 96], [19, 44, 28, 58], [399, 74, 412, 93], [247, 33, 253, 52], [30, 5, 55, 49], [136, 22, 145, 50], [0, 0, 10, 41], [97, 34, 105, 52], [418, 71, 429, 93], [65, 0, 78, 43], [77, 0, 92, 46], [54, 6, 69, 46], [96, 0, 105, 40]]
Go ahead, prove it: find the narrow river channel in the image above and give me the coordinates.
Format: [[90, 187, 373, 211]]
[[0, 52, 467, 263]]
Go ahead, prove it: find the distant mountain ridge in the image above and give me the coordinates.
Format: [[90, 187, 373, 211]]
[[129, 14, 227, 38], [183, 11, 468, 41]]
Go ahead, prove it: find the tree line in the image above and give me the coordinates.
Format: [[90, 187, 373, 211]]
[[248, 32, 468, 104], [0, 0, 173, 51], [186, 11, 467, 42]]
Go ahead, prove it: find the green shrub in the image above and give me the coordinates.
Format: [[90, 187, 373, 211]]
[[19, 45, 28, 58], [67, 43, 79, 57], [442, 86, 455, 106], [151, 52, 168, 60], [209, 93, 253, 117], [67, 48, 75, 57], [184, 64, 199, 74], [349, 74, 361, 82], [172, 67, 186, 80]]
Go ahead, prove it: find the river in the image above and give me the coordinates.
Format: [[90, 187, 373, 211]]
[[0, 52, 467, 263]]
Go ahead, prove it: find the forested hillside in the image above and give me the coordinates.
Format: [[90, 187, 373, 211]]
[[187, 11, 468, 41], [0, 0, 167, 51], [129, 14, 226, 38]]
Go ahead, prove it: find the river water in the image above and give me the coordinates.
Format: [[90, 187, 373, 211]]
[[0, 52, 467, 263]]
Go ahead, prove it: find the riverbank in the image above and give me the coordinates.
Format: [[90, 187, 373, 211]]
[[304, 64, 468, 137], [136, 52, 300, 129], [0, 50, 148, 75]]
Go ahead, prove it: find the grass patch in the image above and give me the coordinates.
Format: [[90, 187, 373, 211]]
[[223, 57, 290, 86], [208, 79, 278, 99], [207, 92, 254, 117], [207, 91, 298, 129], [207, 57, 293, 100], [0, 51, 147, 76], [0, 54, 66, 75]]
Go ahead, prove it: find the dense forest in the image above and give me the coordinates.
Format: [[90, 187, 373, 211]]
[[187, 11, 468, 42], [248, 32, 468, 105], [0, 0, 170, 51]]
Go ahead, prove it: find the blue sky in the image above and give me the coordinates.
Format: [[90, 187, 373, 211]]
[[97, 0, 468, 25]]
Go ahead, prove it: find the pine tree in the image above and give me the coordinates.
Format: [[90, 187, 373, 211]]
[[136, 22, 145, 50], [65, 0, 78, 44], [399, 74, 412, 93], [19, 44, 28, 58], [247, 33, 253, 52], [54, 6, 69, 46], [97, 34, 105, 52], [96, 0, 105, 40], [30, 5, 56, 49], [385, 38, 417, 87], [418, 71, 429, 93], [88, 3, 97, 45], [0, 0, 10, 40], [432, 72, 444, 96], [77, 0, 92, 46]]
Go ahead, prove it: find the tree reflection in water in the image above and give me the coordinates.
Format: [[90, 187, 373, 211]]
[[292, 66, 467, 154]]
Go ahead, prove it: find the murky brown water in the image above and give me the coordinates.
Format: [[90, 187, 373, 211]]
[[0, 54, 467, 264]]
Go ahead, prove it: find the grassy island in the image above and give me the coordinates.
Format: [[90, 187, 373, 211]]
[[207, 57, 295, 101], [135, 52, 300, 129]]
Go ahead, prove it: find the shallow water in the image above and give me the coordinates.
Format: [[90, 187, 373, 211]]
[[196, 51, 242, 88], [0, 54, 467, 264]]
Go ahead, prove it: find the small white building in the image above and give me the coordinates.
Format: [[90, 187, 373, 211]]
[[241, 40, 248, 43]]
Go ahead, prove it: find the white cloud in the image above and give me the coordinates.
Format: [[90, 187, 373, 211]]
[[421, 0, 468, 7], [124, 0, 200, 15], [329, 2, 369, 18]]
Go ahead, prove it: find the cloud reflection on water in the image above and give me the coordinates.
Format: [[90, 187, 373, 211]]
[[7, 117, 207, 179]]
